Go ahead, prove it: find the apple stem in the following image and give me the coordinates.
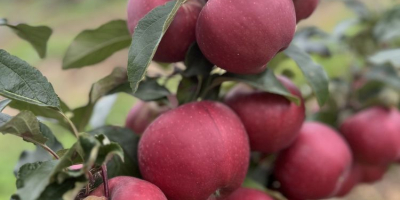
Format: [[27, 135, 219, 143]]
[[85, 171, 94, 196], [101, 164, 110, 199]]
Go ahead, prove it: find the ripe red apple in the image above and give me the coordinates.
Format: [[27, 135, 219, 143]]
[[90, 176, 167, 200], [125, 101, 169, 134], [358, 163, 388, 183], [224, 188, 274, 200], [274, 122, 352, 199], [225, 76, 305, 153], [196, 0, 296, 74], [340, 107, 400, 165], [293, 0, 319, 23], [139, 101, 250, 200], [127, 0, 203, 62], [336, 164, 362, 197]]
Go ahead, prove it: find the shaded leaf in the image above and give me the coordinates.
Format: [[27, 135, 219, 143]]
[[128, 0, 185, 93], [373, 5, 400, 42], [365, 65, 400, 91], [343, 0, 371, 19], [110, 78, 170, 101], [284, 43, 329, 106], [89, 126, 141, 178], [183, 43, 214, 77], [177, 77, 199, 105], [0, 50, 60, 109], [0, 98, 11, 112], [211, 70, 300, 104], [63, 20, 131, 69], [0, 113, 11, 125], [5, 23, 52, 58], [0, 111, 47, 145], [369, 49, 400, 67]]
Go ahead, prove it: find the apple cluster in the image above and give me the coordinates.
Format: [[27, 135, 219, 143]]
[[87, 0, 399, 199]]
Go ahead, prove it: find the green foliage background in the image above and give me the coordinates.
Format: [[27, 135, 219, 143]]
[[0, 0, 398, 199]]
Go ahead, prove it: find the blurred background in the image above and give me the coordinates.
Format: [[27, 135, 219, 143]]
[[0, 0, 399, 199]]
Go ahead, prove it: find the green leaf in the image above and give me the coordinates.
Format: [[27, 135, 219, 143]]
[[365, 65, 400, 91], [0, 50, 61, 109], [128, 0, 185, 93], [16, 160, 59, 200], [284, 43, 329, 106], [369, 49, 400, 67], [183, 43, 214, 77], [110, 78, 171, 101], [0, 111, 47, 145], [373, 5, 400, 42], [63, 20, 131, 69], [5, 23, 52, 58], [15, 123, 63, 173], [211, 70, 300, 105], [0, 113, 10, 125], [177, 77, 199, 105], [88, 126, 141, 178], [343, 0, 371, 19], [0, 98, 11, 111]]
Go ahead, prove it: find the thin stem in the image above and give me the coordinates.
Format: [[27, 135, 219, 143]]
[[24, 138, 60, 159], [101, 164, 109, 199], [59, 111, 79, 138]]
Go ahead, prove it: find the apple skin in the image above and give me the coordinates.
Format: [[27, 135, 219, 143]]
[[340, 107, 400, 165], [359, 163, 387, 183], [223, 188, 274, 200], [125, 101, 169, 134], [274, 122, 352, 199], [139, 101, 250, 200], [336, 164, 362, 197], [196, 0, 296, 74], [90, 176, 167, 200], [225, 76, 305, 153], [293, 0, 319, 23], [127, 0, 203, 63]]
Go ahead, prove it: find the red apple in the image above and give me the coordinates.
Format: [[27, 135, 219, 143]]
[[125, 101, 169, 134], [127, 0, 203, 63], [274, 122, 352, 199], [293, 0, 319, 23], [196, 0, 296, 74], [225, 77, 305, 153], [340, 107, 400, 165], [90, 176, 167, 199], [336, 164, 362, 197], [139, 101, 250, 200], [358, 163, 388, 183], [224, 188, 274, 200]]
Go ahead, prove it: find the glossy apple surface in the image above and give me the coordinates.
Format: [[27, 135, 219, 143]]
[[125, 101, 169, 134], [139, 101, 250, 200], [224, 188, 274, 200]]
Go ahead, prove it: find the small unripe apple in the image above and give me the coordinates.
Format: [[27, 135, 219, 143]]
[[274, 122, 352, 199], [336, 164, 362, 197], [127, 0, 203, 62], [139, 101, 250, 200], [196, 0, 296, 74], [292, 0, 319, 22], [358, 163, 388, 183], [225, 77, 305, 153], [90, 176, 167, 200], [224, 188, 274, 200], [340, 107, 400, 165], [125, 101, 169, 134]]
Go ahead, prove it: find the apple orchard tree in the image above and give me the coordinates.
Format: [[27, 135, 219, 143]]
[[1, 0, 400, 200]]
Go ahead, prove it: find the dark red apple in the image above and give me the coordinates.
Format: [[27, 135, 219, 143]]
[[127, 0, 203, 62], [90, 176, 167, 199], [224, 188, 274, 200], [340, 107, 400, 165], [225, 76, 305, 153], [274, 122, 352, 199], [139, 101, 250, 200], [293, 0, 319, 23], [196, 0, 296, 74], [125, 101, 169, 134], [358, 163, 388, 183], [336, 164, 362, 197]]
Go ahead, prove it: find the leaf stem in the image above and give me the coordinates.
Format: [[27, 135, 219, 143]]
[[101, 164, 109, 199], [59, 111, 79, 138], [24, 137, 60, 159]]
